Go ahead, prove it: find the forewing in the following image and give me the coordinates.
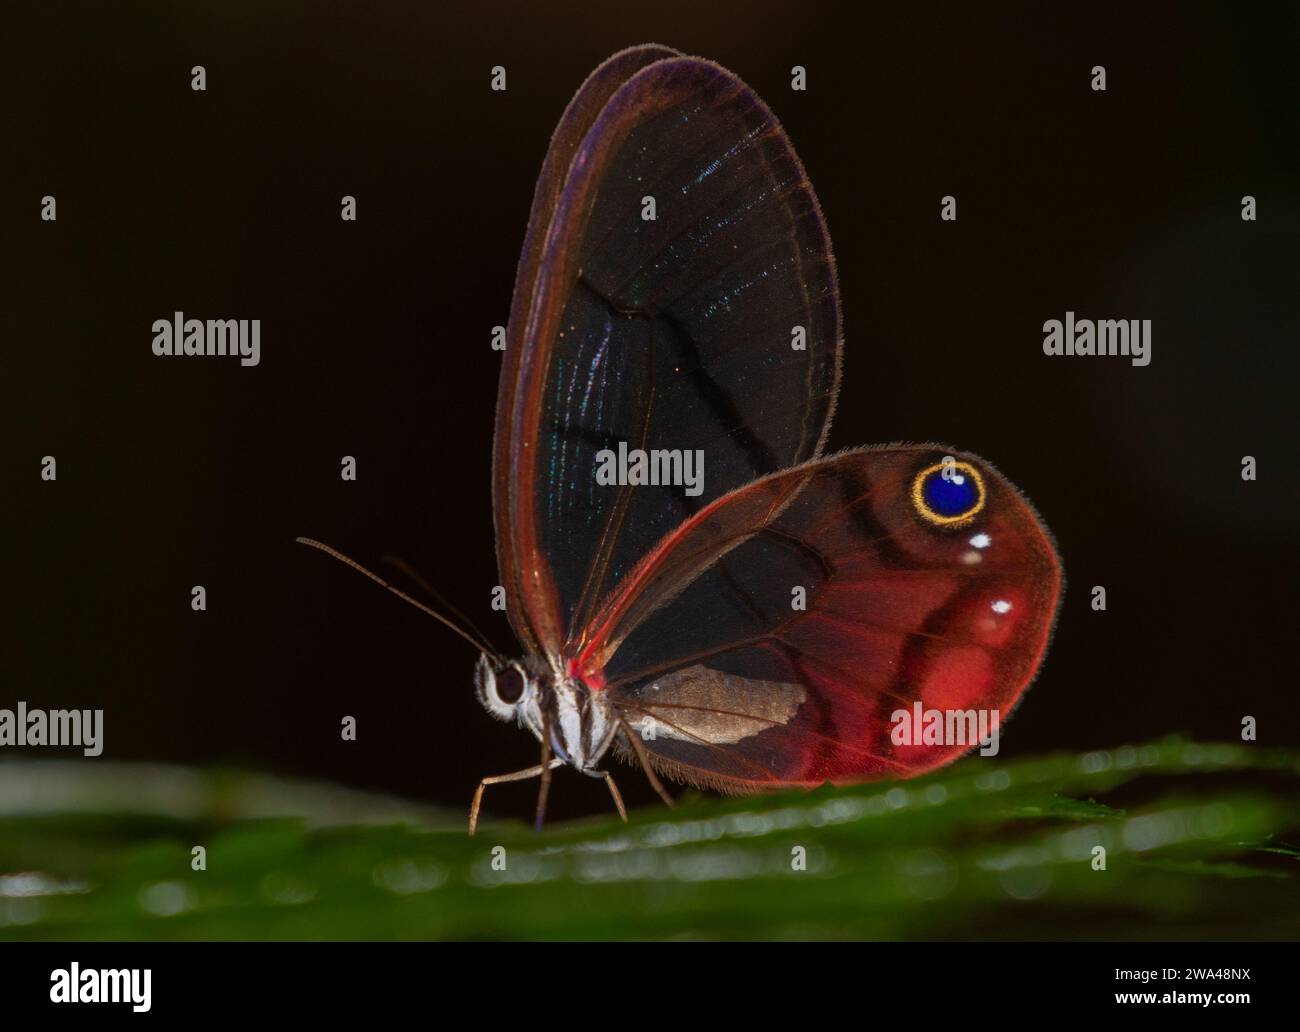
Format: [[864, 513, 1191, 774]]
[[576, 447, 1062, 790], [494, 44, 681, 656], [495, 51, 841, 655]]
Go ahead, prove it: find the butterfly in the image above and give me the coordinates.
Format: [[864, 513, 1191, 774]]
[[301, 44, 1062, 834]]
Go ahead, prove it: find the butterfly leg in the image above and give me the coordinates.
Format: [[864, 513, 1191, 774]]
[[617, 716, 675, 808], [469, 758, 564, 836], [534, 711, 555, 833], [600, 771, 629, 824]]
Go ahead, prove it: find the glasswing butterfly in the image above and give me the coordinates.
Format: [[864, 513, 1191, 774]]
[[302, 45, 1062, 833]]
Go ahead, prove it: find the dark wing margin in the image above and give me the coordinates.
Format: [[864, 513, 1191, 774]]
[[495, 49, 842, 657], [494, 45, 681, 657], [578, 447, 1062, 791]]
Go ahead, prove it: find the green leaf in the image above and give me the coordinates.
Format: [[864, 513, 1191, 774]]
[[2, 739, 1298, 940]]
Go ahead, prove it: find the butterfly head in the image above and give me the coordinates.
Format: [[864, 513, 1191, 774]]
[[474, 654, 617, 772]]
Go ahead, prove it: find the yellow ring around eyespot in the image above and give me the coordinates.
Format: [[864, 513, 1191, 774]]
[[911, 460, 987, 527]]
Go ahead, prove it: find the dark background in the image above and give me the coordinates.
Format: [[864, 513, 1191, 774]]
[[7, 2, 1298, 822]]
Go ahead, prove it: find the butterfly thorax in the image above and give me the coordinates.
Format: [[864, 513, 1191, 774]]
[[475, 653, 618, 773]]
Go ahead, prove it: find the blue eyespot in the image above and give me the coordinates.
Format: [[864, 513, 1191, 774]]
[[912, 460, 986, 526], [923, 470, 978, 516]]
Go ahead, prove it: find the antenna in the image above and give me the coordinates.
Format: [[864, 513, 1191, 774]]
[[381, 552, 496, 660], [296, 537, 501, 661]]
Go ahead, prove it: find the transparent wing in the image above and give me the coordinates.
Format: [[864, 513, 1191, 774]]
[[495, 51, 841, 655]]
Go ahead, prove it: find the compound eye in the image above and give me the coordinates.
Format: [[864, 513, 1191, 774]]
[[476, 655, 528, 721], [495, 666, 525, 705]]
